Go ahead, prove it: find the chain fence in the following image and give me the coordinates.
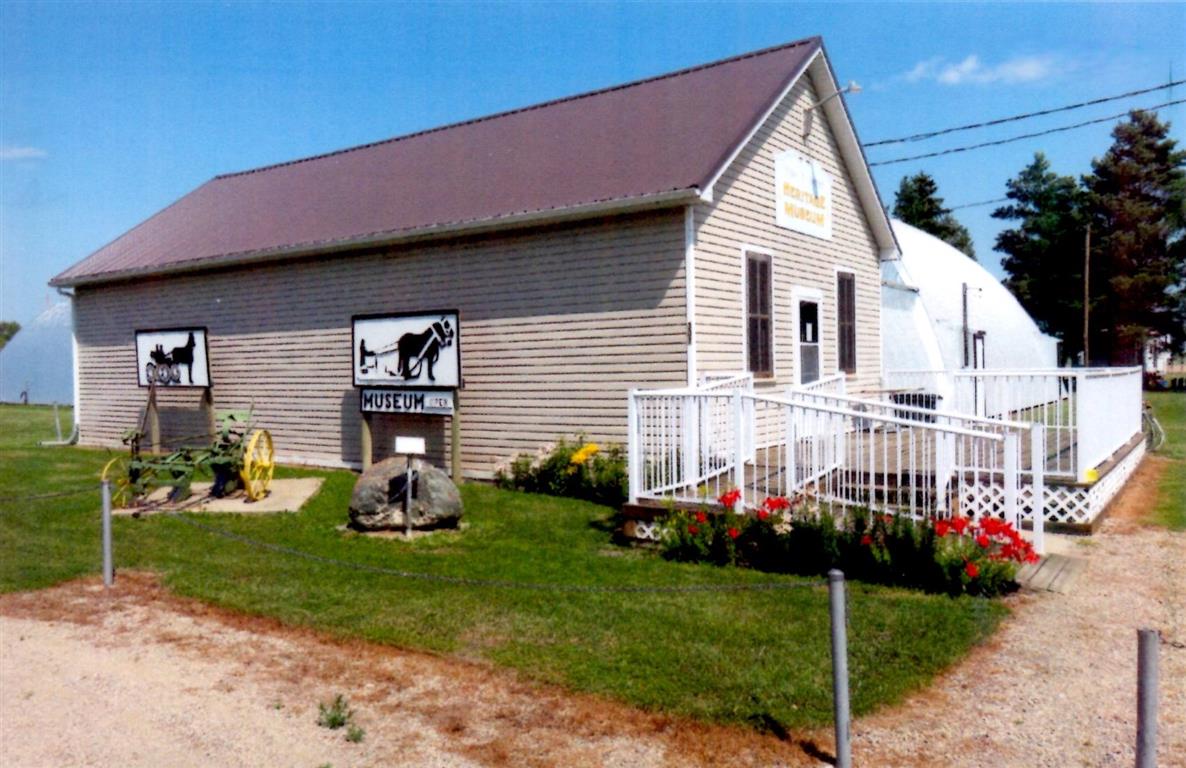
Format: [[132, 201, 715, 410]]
[[0, 485, 98, 506], [159, 508, 829, 594]]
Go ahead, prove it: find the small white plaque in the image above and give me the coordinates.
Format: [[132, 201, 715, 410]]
[[395, 436, 426, 455]]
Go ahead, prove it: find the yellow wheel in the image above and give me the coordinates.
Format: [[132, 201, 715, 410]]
[[240, 429, 274, 501], [101, 456, 137, 508]]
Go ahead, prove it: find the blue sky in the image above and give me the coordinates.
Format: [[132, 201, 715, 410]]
[[2, 1, 1183, 327]]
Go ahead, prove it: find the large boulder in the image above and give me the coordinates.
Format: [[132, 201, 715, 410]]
[[349, 456, 463, 531]]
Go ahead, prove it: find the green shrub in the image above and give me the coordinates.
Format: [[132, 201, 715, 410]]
[[657, 490, 1036, 597], [495, 436, 627, 508]]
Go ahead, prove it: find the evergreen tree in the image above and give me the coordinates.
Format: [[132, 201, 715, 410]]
[[993, 153, 1086, 362], [893, 172, 978, 260], [1083, 109, 1186, 364]]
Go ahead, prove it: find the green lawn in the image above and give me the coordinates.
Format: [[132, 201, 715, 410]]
[[0, 403, 1005, 732], [1146, 391, 1186, 529]]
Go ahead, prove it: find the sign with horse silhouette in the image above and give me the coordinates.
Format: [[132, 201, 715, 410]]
[[352, 311, 460, 390], [135, 327, 211, 387]]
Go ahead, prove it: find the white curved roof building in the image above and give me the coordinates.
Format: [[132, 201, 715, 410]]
[[881, 220, 1058, 397]]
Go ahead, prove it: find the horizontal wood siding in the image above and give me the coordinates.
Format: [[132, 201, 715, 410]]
[[75, 211, 687, 474], [694, 66, 883, 394]]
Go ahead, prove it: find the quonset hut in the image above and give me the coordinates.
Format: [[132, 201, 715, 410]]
[[881, 219, 1058, 404], [51, 36, 898, 478]]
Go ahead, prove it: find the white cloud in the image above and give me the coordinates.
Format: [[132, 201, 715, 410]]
[[0, 146, 48, 161], [904, 54, 1061, 86]]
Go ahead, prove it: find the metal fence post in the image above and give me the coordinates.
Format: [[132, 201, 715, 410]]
[[101, 479, 113, 588], [1136, 628, 1159, 768], [828, 569, 851, 768]]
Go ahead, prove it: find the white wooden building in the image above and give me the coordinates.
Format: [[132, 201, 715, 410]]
[[51, 37, 897, 478]]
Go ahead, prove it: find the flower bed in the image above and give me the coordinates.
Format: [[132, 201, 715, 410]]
[[494, 437, 628, 508], [659, 491, 1038, 597]]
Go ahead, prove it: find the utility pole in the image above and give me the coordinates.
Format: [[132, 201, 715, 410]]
[[1083, 224, 1091, 366]]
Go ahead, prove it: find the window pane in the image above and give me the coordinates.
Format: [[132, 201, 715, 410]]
[[801, 344, 820, 383]]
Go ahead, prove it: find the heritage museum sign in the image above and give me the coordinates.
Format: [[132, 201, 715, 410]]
[[353, 311, 460, 415], [774, 150, 833, 239], [135, 327, 211, 387]]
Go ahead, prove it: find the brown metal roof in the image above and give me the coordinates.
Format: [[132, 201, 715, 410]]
[[53, 37, 822, 286]]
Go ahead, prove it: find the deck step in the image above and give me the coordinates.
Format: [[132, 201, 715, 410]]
[[1016, 553, 1084, 594]]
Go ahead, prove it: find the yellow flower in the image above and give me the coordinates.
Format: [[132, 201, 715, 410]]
[[569, 443, 600, 465]]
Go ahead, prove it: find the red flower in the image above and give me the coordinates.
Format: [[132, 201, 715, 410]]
[[718, 489, 742, 508], [727, 527, 740, 540], [935, 520, 951, 538], [763, 496, 790, 511], [756, 509, 770, 521], [951, 516, 970, 535], [695, 511, 708, 524], [1026, 552, 1040, 564], [687, 524, 699, 535], [965, 561, 980, 579], [860, 534, 873, 546], [975, 534, 990, 549]]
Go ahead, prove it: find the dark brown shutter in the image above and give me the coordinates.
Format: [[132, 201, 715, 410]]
[[746, 254, 772, 377], [837, 272, 856, 373]]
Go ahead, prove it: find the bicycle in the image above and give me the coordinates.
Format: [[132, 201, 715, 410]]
[[1142, 401, 1166, 452]]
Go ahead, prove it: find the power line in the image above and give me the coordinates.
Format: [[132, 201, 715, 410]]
[[865, 79, 1185, 147], [869, 98, 1186, 167], [949, 197, 1009, 211]]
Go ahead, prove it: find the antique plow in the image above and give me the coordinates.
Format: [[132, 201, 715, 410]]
[[100, 410, 274, 507]]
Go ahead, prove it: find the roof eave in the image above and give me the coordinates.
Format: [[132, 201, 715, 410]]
[[698, 38, 821, 199], [50, 187, 702, 289], [811, 48, 900, 259], [696, 43, 899, 261]]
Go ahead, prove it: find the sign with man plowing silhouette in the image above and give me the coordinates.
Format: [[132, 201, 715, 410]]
[[352, 312, 460, 394], [135, 328, 210, 387]]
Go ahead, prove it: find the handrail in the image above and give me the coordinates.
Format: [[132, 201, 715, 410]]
[[886, 367, 1141, 377], [789, 389, 1031, 431], [757, 392, 1005, 440], [699, 372, 754, 391], [635, 387, 736, 397]]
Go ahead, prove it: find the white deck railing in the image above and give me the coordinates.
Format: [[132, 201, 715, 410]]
[[883, 367, 1141, 482], [628, 386, 1047, 552]]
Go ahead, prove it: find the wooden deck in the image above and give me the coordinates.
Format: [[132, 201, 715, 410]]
[[751, 421, 1079, 479]]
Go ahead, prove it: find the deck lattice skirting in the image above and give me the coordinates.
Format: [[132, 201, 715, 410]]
[[959, 439, 1145, 528]]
